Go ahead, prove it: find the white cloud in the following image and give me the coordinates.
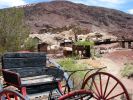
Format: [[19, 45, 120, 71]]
[[98, 0, 125, 4], [68, 0, 129, 10], [70, 0, 128, 4], [127, 9, 133, 14], [0, 0, 27, 9]]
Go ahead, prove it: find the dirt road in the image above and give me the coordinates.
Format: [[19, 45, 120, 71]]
[[99, 50, 133, 99]]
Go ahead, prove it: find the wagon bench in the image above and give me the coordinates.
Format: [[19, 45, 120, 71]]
[[1, 52, 64, 99]]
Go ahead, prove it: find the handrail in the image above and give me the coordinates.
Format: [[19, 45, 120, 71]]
[[47, 58, 74, 89], [64, 67, 106, 72], [47, 58, 106, 93]]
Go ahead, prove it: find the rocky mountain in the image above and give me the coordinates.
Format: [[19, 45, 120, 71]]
[[23, 1, 133, 39]]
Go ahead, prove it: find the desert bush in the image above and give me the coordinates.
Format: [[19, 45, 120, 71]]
[[58, 58, 77, 71], [74, 40, 94, 46], [121, 63, 133, 78], [23, 37, 39, 51], [58, 58, 90, 89], [58, 58, 89, 70], [0, 7, 29, 54]]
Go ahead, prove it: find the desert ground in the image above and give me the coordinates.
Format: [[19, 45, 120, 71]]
[[98, 49, 133, 98]]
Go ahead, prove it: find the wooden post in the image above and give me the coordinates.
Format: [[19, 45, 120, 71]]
[[128, 41, 131, 49], [38, 43, 48, 53], [85, 45, 91, 57], [122, 41, 125, 48]]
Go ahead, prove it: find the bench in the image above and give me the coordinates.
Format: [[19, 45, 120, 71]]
[[1, 52, 64, 94]]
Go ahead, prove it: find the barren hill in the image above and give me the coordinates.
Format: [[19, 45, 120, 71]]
[[23, 1, 133, 39]]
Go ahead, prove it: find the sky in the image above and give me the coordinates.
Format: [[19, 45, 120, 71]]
[[0, 0, 133, 14]]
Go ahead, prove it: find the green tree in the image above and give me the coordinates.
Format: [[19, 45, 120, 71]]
[[24, 37, 39, 51], [0, 7, 29, 53], [71, 25, 83, 42]]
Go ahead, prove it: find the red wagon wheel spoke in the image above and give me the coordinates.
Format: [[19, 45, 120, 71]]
[[81, 72, 130, 100], [93, 95, 99, 99], [6, 93, 11, 100], [99, 73, 103, 96], [82, 76, 100, 98], [107, 92, 125, 100], [84, 78, 99, 98], [92, 77, 101, 97], [14, 95, 19, 100], [91, 88, 99, 98], [103, 76, 110, 97], [105, 82, 118, 98], [0, 89, 26, 100]]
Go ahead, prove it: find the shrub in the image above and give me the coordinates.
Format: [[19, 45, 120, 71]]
[[74, 41, 94, 46], [58, 58, 88, 70], [121, 63, 133, 78], [23, 37, 39, 51], [58, 58, 90, 89], [0, 7, 29, 54], [58, 58, 77, 71]]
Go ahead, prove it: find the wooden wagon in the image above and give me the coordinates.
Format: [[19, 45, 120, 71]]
[[0, 52, 130, 100]]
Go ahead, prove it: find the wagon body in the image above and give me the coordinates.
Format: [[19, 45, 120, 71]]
[[1, 52, 64, 99], [0, 52, 130, 100]]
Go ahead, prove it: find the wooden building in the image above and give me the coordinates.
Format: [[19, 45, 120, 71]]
[[38, 42, 48, 53]]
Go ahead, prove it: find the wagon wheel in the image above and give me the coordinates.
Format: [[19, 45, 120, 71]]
[[0, 89, 26, 100], [81, 72, 130, 100], [58, 89, 93, 100]]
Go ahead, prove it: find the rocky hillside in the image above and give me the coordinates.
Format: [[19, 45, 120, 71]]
[[23, 1, 133, 39]]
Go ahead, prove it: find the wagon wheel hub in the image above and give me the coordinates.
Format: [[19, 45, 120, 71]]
[[97, 96, 105, 100]]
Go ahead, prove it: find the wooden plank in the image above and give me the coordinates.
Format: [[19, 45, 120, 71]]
[[8, 67, 64, 78], [28, 91, 49, 100], [10, 67, 45, 77], [25, 82, 59, 94], [21, 75, 52, 80], [3, 52, 46, 58], [2, 57, 46, 69], [21, 75, 54, 85]]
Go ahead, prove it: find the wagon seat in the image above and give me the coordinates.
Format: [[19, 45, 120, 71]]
[[1, 52, 64, 95]]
